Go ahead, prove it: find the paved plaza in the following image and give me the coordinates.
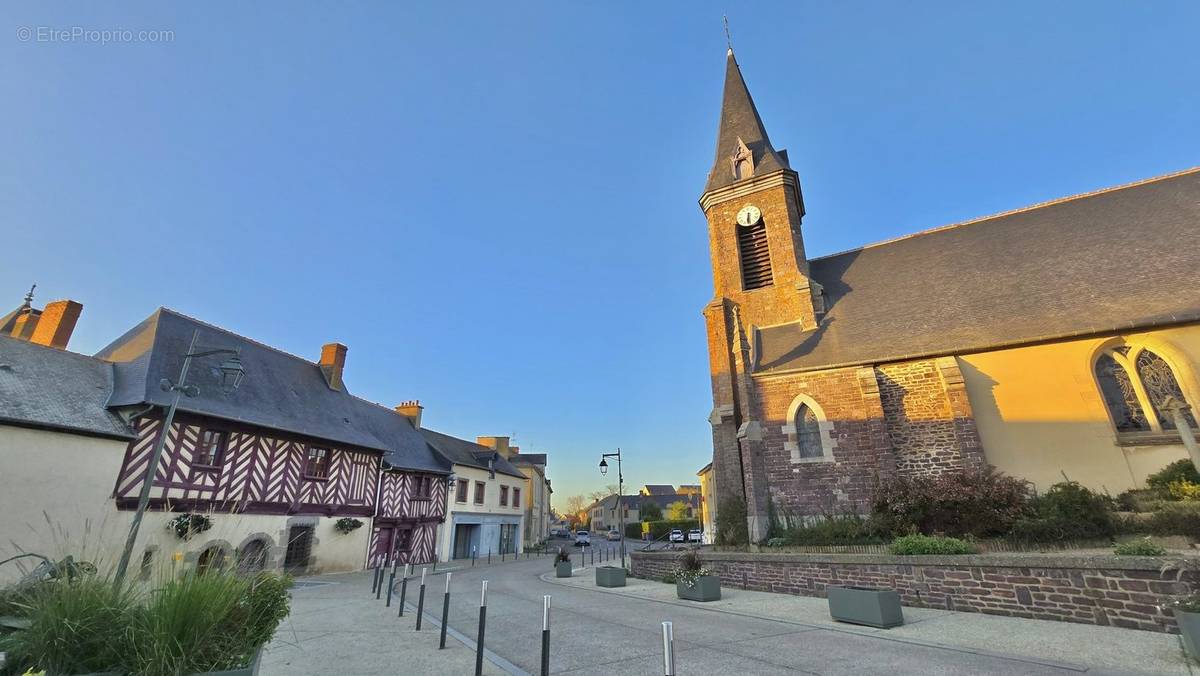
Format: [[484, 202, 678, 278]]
[[263, 544, 1196, 675]]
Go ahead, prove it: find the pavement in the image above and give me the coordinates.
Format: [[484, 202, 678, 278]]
[[262, 540, 1198, 675]]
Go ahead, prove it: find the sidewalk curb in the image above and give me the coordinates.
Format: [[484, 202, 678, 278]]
[[537, 572, 1096, 673]]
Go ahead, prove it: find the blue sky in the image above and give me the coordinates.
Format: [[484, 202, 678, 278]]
[[3, 3, 1198, 509]]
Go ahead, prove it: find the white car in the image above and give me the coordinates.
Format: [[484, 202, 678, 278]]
[[668, 528, 685, 543], [606, 529, 621, 541], [574, 530, 591, 546], [687, 529, 703, 543]]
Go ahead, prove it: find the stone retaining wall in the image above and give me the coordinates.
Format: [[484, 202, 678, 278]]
[[630, 549, 1196, 633]]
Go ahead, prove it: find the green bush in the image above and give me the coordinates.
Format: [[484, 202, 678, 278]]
[[0, 570, 292, 675], [639, 501, 663, 521], [1009, 481, 1115, 542], [1113, 537, 1168, 556], [1140, 503, 1200, 538], [871, 467, 1033, 538], [1115, 488, 1170, 513], [1147, 459, 1200, 491], [769, 513, 889, 546], [714, 496, 749, 546], [889, 534, 976, 555], [624, 522, 643, 539]]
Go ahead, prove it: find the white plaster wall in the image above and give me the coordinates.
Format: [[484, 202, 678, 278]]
[[436, 464, 525, 562]]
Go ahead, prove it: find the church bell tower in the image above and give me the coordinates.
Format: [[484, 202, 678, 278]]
[[701, 49, 818, 543]]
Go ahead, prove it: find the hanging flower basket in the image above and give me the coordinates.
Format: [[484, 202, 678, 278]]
[[334, 518, 363, 535], [166, 513, 213, 541]]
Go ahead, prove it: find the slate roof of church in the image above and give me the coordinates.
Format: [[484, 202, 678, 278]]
[[93, 307, 449, 474], [704, 50, 794, 195], [0, 334, 133, 439], [757, 168, 1200, 373], [418, 427, 527, 480]]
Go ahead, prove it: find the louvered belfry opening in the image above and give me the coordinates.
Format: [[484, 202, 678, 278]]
[[737, 221, 773, 290]]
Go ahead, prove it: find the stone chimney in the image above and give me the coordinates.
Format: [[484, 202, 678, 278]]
[[476, 436, 512, 459], [395, 400, 423, 429], [319, 342, 348, 391], [29, 300, 83, 350]]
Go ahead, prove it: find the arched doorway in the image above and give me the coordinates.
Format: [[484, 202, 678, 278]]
[[238, 539, 269, 573]]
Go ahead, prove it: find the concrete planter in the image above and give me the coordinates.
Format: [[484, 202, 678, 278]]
[[827, 586, 903, 628], [555, 561, 573, 578], [72, 649, 262, 676], [676, 575, 721, 602], [1175, 610, 1200, 661], [595, 566, 627, 587]]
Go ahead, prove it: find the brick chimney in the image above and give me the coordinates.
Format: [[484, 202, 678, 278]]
[[29, 300, 83, 350], [477, 436, 512, 459], [319, 342, 348, 391], [395, 400, 423, 429]]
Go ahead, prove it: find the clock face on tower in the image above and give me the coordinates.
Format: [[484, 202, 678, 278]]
[[736, 204, 762, 226]]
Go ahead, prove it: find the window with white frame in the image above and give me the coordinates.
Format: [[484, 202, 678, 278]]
[[783, 394, 836, 463]]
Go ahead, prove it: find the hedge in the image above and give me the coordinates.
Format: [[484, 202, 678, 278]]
[[641, 519, 700, 540], [625, 522, 643, 539]]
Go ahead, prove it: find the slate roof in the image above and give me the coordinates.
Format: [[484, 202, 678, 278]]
[[0, 335, 133, 439], [93, 308, 448, 474], [509, 453, 547, 467], [757, 168, 1200, 374], [704, 50, 794, 195], [418, 428, 526, 480], [640, 484, 676, 496]]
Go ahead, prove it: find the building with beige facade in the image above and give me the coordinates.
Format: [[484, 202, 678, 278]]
[[509, 451, 552, 548], [700, 48, 1200, 541]]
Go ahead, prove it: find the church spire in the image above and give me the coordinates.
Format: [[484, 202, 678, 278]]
[[703, 50, 792, 195]]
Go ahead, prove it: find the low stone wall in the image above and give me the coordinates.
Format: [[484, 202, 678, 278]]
[[630, 549, 1197, 633]]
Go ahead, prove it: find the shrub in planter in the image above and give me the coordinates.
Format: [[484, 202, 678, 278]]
[[1148, 459, 1200, 491], [871, 467, 1032, 538], [1113, 537, 1167, 556], [334, 517, 363, 534], [673, 548, 720, 601], [167, 513, 214, 541], [888, 534, 976, 555], [554, 547, 572, 578]]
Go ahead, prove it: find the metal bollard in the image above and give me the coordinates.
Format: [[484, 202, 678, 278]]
[[472, 546, 477, 567], [372, 564, 381, 594], [541, 595, 551, 676], [475, 581, 488, 676], [386, 561, 398, 607], [415, 568, 428, 630], [432, 558, 437, 573], [398, 564, 411, 617], [488, 549, 492, 565], [376, 564, 384, 600], [503, 549, 506, 563], [439, 572, 452, 649], [662, 621, 675, 676]]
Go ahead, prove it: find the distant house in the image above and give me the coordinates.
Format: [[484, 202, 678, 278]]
[[509, 450, 552, 548], [639, 484, 676, 497]]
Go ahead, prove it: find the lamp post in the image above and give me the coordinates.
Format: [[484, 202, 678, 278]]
[[599, 448, 625, 564], [114, 329, 246, 583]]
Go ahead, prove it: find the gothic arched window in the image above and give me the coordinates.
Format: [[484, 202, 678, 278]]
[[796, 404, 823, 459], [1095, 345, 1197, 438]]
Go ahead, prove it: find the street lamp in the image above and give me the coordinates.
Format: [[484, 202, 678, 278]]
[[599, 448, 625, 564], [114, 329, 246, 583]]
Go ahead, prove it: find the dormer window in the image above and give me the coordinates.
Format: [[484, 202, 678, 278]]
[[730, 137, 754, 181]]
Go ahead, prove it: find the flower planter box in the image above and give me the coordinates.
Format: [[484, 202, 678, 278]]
[[827, 586, 903, 629], [595, 566, 627, 587], [676, 575, 721, 602], [1176, 610, 1200, 661], [555, 561, 573, 578], [191, 648, 264, 676]]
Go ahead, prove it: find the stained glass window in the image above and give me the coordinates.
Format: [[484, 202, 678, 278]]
[[796, 404, 824, 459], [1095, 354, 1149, 432], [1135, 350, 1198, 430]]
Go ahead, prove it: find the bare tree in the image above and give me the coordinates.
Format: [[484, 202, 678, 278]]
[[564, 494, 586, 518]]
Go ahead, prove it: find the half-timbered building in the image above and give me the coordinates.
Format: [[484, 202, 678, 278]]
[[0, 299, 453, 576]]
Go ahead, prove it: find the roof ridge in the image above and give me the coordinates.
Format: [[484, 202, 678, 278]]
[[810, 166, 1200, 263], [156, 307, 324, 367], [0, 332, 109, 365]]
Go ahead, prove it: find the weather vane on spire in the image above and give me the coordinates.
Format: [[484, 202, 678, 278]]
[[723, 15, 733, 52], [22, 283, 36, 308]]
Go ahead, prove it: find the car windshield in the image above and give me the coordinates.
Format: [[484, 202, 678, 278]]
[[577, 531, 588, 536]]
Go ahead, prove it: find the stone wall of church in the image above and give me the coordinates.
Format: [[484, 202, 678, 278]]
[[754, 366, 894, 515], [876, 360, 968, 476]]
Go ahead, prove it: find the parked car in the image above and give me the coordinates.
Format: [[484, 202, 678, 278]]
[[687, 529, 703, 543], [574, 530, 591, 546], [606, 529, 621, 541], [669, 528, 685, 543]]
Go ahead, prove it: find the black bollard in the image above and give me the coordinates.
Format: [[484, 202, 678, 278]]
[[398, 564, 410, 617], [439, 572, 452, 649], [372, 564, 381, 594], [386, 562, 397, 607], [472, 547, 477, 567], [475, 581, 488, 676], [541, 595, 551, 676], [415, 567, 427, 630], [488, 549, 492, 565], [376, 565, 384, 600]]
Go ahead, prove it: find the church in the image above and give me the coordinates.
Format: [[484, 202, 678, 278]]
[[700, 49, 1200, 541]]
